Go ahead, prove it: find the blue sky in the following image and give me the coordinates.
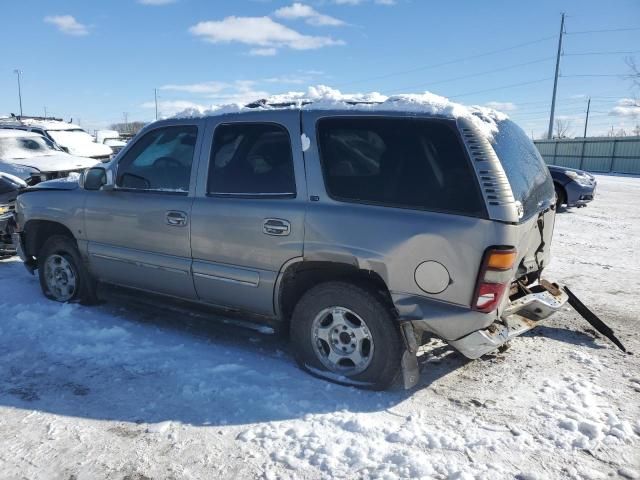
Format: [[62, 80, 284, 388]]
[[2, 0, 639, 137]]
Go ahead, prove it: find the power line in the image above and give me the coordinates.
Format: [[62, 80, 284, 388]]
[[561, 73, 631, 77], [449, 77, 553, 99], [566, 26, 640, 35], [337, 34, 556, 88], [387, 57, 554, 94], [564, 50, 640, 56]]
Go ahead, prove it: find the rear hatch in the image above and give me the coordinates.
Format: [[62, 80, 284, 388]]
[[490, 119, 556, 279]]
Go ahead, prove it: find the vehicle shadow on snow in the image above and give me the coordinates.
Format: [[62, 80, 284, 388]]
[[0, 266, 605, 427], [0, 285, 469, 428]]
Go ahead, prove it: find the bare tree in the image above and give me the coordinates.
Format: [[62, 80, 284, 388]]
[[626, 57, 640, 90], [633, 124, 640, 136], [554, 119, 572, 138], [109, 121, 146, 134]]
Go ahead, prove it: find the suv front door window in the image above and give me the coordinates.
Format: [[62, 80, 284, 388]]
[[116, 126, 197, 192]]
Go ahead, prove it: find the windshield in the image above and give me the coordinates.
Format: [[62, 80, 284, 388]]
[[491, 120, 555, 221], [0, 135, 59, 159], [47, 128, 96, 147]]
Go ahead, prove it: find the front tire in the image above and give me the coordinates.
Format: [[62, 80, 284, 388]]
[[38, 235, 98, 305], [290, 281, 403, 390], [555, 184, 566, 209]]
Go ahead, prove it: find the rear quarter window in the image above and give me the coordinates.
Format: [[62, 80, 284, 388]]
[[490, 120, 555, 220], [317, 117, 485, 217]]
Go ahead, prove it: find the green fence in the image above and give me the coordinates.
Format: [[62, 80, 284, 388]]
[[534, 137, 640, 174]]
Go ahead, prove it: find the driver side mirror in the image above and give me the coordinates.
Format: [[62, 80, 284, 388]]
[[80, 167, 114, 191]]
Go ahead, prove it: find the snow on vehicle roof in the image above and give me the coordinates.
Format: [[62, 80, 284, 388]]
[[0, 129, 41, 138], [5, 117, 85, 131], [173, 85, 509, 139]]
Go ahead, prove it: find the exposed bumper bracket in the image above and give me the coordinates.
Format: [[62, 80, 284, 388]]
[[449, 283, 568, 359]]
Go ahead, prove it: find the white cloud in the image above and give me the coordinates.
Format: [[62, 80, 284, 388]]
[[609, 98, 640, 118], [333, 0, 396, 4], [160, 81, 229, 94], [274, 3, 345, 27], [249, 47, 278, 56], [189, 16, 344, 54], [142, 100, 208, 116], [159, 80, 270, 105], [138, 0, 177, 4], [44, 15, 88, 36], [485, 101, 517, 112]]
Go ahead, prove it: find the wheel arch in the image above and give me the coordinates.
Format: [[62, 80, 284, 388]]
[[275, 259, 396, 323], [23, 219, 76, 261]]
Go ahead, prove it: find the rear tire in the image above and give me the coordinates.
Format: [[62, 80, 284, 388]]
[[38, 235, 98, 305], [290, 281, 403, 390]]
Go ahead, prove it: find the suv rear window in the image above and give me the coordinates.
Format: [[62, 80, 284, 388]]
[[208, 123, 296, 197], [317, 117, 485, 216], [490, 120, 555, 220]]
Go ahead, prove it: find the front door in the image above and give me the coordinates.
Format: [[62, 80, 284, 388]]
[[84, 121, 204, 299], [190, 112, 306, 316]]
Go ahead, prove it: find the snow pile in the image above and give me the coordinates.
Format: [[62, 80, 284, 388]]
[[237, 408, 515, 479], [175, 85, 509, 140], [531, 350, 636, 451]]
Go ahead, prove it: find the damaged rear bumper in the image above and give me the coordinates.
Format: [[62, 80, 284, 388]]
[[448, 285, 568, 359]]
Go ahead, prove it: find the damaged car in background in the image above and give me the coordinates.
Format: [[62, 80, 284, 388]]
[[0, 129, 98, 186], [548, 164, 597, 209], [0, 116, 113, 162], [0, 172, 26, 257], [11, 93, 626, 390]]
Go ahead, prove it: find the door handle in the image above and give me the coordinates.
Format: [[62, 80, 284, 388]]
[[263, 218, 291, 236], [166, 210, 188, 227]]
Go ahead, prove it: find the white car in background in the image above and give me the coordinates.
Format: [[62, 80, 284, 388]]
[[96, 129, 127, 156], [0, 117, 113, 162], [0, 129, 98, 185]]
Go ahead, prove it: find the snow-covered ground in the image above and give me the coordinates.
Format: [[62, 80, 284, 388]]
[[1, 174, 639, 480]]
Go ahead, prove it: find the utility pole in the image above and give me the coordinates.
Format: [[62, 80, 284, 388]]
[[547, 13, 565, 139], [44, 106, 48, 119], [154, 88, 159, 120], [123, 112, 129, 133], [583, 97, 591, 138], [13, 69, 23, 117]]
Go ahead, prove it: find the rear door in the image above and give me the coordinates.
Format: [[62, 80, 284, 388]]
[[84, 120, 204, 299], [190, 111, 306, 316]]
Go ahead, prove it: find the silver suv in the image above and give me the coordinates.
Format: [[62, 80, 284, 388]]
[[13, 100, 568, 390]]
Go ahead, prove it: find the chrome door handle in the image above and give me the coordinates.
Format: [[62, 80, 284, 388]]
[[166, 210, 188, 227], [263, 218, 291, 236]]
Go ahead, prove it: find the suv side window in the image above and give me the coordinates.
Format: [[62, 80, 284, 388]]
[[317, 117, 485, 216], [208, 123, 296, 197], [116, 125, 197, 193]]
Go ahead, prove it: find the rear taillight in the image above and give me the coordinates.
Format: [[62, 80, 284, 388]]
[[472, 247, 517, 313]]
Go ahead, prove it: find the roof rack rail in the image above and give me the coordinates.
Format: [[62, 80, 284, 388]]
[[244, 98, 385, 109], [245, 99, 313, 109], [8, 114, 65, 122]]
